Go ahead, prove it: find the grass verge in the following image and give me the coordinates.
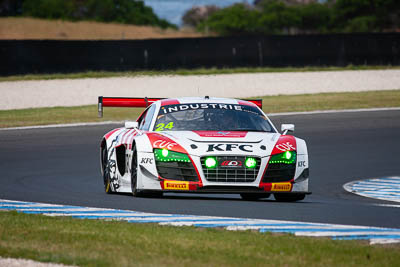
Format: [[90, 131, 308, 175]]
[[0, 17, 204, 41], [1, 65, 399, 82], [0, 90, 399, 128], [0, 211, 399, 267]]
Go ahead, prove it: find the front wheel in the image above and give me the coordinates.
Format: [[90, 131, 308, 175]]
[[274, 193, 305, 202], [131, 144, 142, 197], [130, 144, 164, 198], [101, 145, 113, 194]]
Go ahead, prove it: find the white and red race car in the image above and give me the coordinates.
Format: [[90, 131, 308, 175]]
[[99, 96, 310, 201]]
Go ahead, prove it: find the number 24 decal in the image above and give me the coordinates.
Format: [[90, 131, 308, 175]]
[[155, 122, 174, 131]]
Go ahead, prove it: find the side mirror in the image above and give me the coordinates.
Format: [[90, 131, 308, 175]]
[[281, 124, 295, 135], [125, 121, 138, 129]]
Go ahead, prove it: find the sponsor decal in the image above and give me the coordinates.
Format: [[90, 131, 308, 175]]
[[207, 144, 253, 152], [298, 161, 306, 167], [271, 135, 297, 155], [221, 160, 243, 167], [147, 133, 187, 154], [140, 158, 153, 164], [194, 131, 248, 138], [160, 103, 243, 114], [276, 142, 296, 152], [271, 182, 292, 192], [153, 140, 177, 150], [164, 181, 189, 190]]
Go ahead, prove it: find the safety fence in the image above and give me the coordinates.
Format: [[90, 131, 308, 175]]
[[1, 33, 399, 75]]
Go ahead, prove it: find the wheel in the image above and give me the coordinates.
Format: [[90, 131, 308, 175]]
[[240, 193, 271, 201], [131, 144, 142, 197], [131, 143, 163, 198], [101, 145, 113, 194], [274, 193, 305, 202]]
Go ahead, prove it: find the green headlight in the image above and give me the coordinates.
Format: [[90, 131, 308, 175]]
[[269, 151, 297, 164], [284, 151, 292, 160], [245, 157, 257, 169], [205, 157, 217, 169], [154, 149, 190, 162], [161, 149, 169, 158]]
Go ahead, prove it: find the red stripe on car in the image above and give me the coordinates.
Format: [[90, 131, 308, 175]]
[[237, 100, 262, 108], [161, 99, 180, 106], [104, 128, 121, 140]]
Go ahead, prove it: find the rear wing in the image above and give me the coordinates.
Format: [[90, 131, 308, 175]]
[[98, 96, 262, 117], [98, 96, 164, 117]]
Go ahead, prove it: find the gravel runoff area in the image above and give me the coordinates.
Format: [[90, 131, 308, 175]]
[[1, 69, 400, 110], [0, 257, 76, 267]]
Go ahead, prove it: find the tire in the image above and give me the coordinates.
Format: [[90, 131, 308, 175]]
[[274, 193, 305, 202], [131, 144, 142, 197], [240, 193, 271, 201], [101, 145, 113, 194], [130, 144, 163, 198]]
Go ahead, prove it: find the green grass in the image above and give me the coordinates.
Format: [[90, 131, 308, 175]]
[[0, 211, 399, 267], [0, 105, 143, 128], [260, 90, 400, 113], [1, 65, 399, 82], [0, 90, 399, 128]]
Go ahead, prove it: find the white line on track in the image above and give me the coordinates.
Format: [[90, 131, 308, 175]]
[[0, 121, 124, 131], [373, 204, 400, 208], [344, 176, 400, 203], [267, 107, 400, 116], [1, 199, 399, 245], [1, 107, 399, 131]]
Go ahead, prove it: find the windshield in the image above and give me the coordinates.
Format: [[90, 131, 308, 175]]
[[153, 103, 275, 132]]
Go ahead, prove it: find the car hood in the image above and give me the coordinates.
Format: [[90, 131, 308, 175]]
[[159, 130, 281, 157]]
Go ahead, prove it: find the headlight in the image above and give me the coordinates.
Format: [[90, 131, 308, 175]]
[[269, 151, 297, 164], [245, 157, 257, 169], [154, 148, 191, 163], [204, 157, 217, 169]]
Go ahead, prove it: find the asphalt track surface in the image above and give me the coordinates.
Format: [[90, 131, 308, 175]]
[[1, 110, 400, 228]]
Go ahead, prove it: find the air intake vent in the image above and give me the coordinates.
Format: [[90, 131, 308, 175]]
[[201, 156, 261, 183], [262, 152, 296, 183]]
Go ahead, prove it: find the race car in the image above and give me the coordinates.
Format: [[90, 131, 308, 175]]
[[99, 96, 310, 201]]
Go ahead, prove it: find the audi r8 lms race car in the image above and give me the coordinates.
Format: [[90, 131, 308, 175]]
[[99, 96, 310, 201]]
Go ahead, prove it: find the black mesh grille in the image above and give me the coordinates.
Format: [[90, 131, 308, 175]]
[[201, 156, 261, 183], [262, 162, 296, 183], [155, 161, 198, 182]]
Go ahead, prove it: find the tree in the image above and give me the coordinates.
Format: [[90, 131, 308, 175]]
[[200, 0, 399, 35], [19, 0, 176, 28], [22, 0, 76, 19], [298, 2, 333, 33], [198, 4, 261, 36], [0, 0, 24, 16], [182, 5, 220, 28], [257, 0, 301, 34], [333, 0, 400, 32]]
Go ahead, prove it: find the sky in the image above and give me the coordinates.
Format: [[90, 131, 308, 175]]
[[143, 0, 251, 26]]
